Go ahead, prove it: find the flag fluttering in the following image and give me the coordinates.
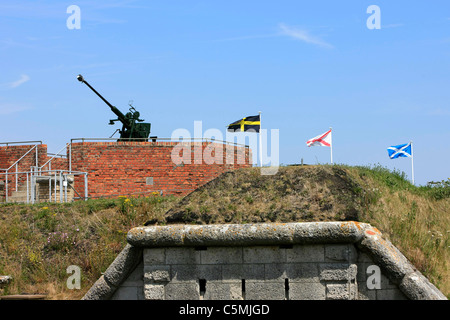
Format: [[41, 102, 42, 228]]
[[306, 128, 333, 164], [306, 129, 332, 147], [387, 142, 412, 159], [227, 115, 261, 133], [387, 141, 415, 185]]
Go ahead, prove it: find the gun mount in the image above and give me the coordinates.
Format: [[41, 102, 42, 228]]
[[77, 74, 151, 141]]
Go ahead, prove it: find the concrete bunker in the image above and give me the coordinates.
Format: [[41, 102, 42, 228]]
[[82, 221, 447, 300]]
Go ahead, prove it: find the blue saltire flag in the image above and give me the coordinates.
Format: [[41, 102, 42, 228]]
[[387, 142, 412, 159]]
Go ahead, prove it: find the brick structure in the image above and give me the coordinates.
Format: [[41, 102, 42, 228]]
[[0, 140, 252, 201], [69, 141, 251, 198], [0, 144, 49, 199], [0, 144, 45, 171]]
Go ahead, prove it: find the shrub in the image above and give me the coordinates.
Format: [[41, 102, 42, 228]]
[[424, 179, 450, 200]]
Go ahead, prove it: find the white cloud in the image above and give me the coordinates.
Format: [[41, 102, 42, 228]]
[[278, 23, 333, 49], [0, 102, 31, 115], [214, 23, 334, 49], [8, 74, 30, 88]]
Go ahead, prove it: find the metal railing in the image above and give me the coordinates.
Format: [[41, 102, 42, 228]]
[[69, 137, 248, 147], [0, 169, 88, 204], [0, 140, 42, 147], [0, 144, 40, 203], [0, 141, 87, 203], [39, 143, 69, 171]]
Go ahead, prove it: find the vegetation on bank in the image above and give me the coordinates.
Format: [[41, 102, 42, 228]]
[[0, 165, 448, 299], [345, 164, 449, 296], [0, 193, 179, 299]]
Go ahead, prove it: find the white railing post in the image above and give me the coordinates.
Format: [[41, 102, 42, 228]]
[[5, 172, 8, 203], [84, 173, 88, 201], [26, 173, 29, 204], [59, 171, 63, 203]]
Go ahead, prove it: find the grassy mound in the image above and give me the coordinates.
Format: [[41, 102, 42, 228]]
[[160, 165, 366, 224], [0, 165, 448, 299]]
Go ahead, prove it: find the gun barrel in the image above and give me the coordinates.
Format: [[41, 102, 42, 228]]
[[77, 74, 129, 126]]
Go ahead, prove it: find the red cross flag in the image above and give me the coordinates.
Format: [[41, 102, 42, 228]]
[[306, 128, 333, 164], [306, 129, 332, 147]]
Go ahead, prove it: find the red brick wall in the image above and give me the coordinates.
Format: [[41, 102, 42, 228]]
[[70, 141, 252, 198], [1, 141, 251, 200], [0, 144, 45, 171], [1, 144, 44, 196], [0, 148, 8, 169], [40, 156, 69, 171]]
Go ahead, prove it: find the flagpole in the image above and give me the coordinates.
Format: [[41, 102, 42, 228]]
[[330, 127, 333, 164], [259, 111, 262, 167], [411, 141, 415, 185]]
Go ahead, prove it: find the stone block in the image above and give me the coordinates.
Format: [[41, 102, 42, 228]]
[[144, 248, 166, 265], [170, 264, 222, 282], [288, 282, 326, 300], [325, 244, 357, 262], [265, 263, 319, 282], [165, 247, 201, 265], [144, 265, 170, 283], [200, 247, 243, 264], [326, 283, 350, 300], [144, 283, 165, 300], [243, 246, 286, 264], [245, 281, 286, 300], [319, 263, 357, 281], [165, 282, 200, 300], [264, 263, 288, 281], [286, 245, 324, 263], [204, 281, 243, 300], [222, 264, 265, 282]]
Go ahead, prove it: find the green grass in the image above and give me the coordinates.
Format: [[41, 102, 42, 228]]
[[342, 164, 449, 296], [0, 165, 448, 299], [0, 194, 179, 299]]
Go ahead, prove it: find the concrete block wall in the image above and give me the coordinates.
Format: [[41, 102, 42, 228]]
[[83, 221, 447, 300], [83, 222, 446, 301], [111, 243, 407, 300]]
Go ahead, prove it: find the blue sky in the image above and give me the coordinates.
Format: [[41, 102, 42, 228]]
[[1, 0, 449, 185]]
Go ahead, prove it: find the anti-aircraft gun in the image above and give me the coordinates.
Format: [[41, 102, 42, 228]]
[[77, 74, 151, 141]]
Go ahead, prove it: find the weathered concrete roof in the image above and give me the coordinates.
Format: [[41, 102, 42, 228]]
[[82, 221, 447, 300], [126, 221, 367, 247]]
